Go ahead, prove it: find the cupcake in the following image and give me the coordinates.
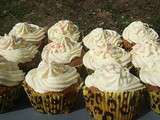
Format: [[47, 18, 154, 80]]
[[23, 61, 82, 114], [122, 21, 159, 51], [41, 40, 87, 80], [9, 22, 47, 51], [48, 20, 80, 43], [140, 62, 160, 114], [0, 34, 40, 72], [131, 41, 160, 77], [83, 64, 145, 120], [0, 56, 24, 113], [82, 28, 122, 51], [83, 45, 133, 74]]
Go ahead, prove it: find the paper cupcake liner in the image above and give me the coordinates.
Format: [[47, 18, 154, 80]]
[[0, 85, 22, 113], [18, 51, 41, 73], [23, 80, 83, 114], [146, 84, 160, 114], [83, 86, 144, 120], [148, 91, 160, 114]]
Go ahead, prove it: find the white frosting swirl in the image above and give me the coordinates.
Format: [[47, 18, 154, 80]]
[[85, 64, 144, 92], [131, 41, 160, 68], [83, 46, 131, 70], [122, 21, 159, 43], [140, 66, 160, 87], [42, 39, 82, 64], [0, 34, 38, 63], [9, 22, 45, 43], [25, 61, 80, 93], [48, 20, 80, 42], [0, 56, 24, 86], [83, 28, 122, 49]]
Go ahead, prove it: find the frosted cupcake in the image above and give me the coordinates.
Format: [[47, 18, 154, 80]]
[[131, 41, 160, 77], [23, 61, 82, 114], [83, 46, 132, 74], [42, 40, 87, 80], [83, 64, 145, 120], [48, 20, 80, 43], [0, 34, 40, 72], [9, 22, 47, 51], [83, 28, 122, 50], [0, 56, 24, 113], [140, 63, 160, 114], [122, 21, 159, 51]]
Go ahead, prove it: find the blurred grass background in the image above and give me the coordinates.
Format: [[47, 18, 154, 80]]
[[0, 0, 160, 36]]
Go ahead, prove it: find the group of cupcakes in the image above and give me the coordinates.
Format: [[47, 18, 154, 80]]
[[0, 20, 85, 114], [0, 20, 159, 120], [0, 22, 46, 112], [82, 21, 160, 120]]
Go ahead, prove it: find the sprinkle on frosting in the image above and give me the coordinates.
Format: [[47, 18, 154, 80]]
[[9, 22, 45, 43], [85, 64, 145, 92], [0, 34, 38, 63], [83, 45, 131, 70], [131, 41, 160, 68], [83, 28, 122, 49], [122, 21, 159, 44], [42, 38, 82, 64], [48, 20, 80, 42]]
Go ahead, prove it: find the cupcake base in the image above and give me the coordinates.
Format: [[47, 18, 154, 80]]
[[37, 37, 48, 52], [122, 39, 135, 52], [146, 84, 160, 114], [67, 49, 88, 81], [129, 66, 140, 78], [18, 51, 41, 73], [0, 84, 22, 113], [83, 86, 144, 120], [23, 80, 83, 114]]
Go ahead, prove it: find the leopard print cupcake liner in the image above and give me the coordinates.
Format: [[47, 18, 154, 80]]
[[23, 81, 83, 114], [0, 85, 21, 113], [148, 91, 160, 114], [83, 86, 144, 120]]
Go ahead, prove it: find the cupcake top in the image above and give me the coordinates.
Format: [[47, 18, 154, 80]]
[[25, 61, 80, 93], [0, 34, 38, 63], [85, 64, 144, 92], [0, 56, 24, 86], [83, 28, 122, 50], [131, 41, 160, 68], [122, 21, 159, 44], [83, 46, 131, 70], [48, 20, 80, 42], [9, 22, 45, 42], [140, 65, 160, 87], [42, 39, 82, 64]]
